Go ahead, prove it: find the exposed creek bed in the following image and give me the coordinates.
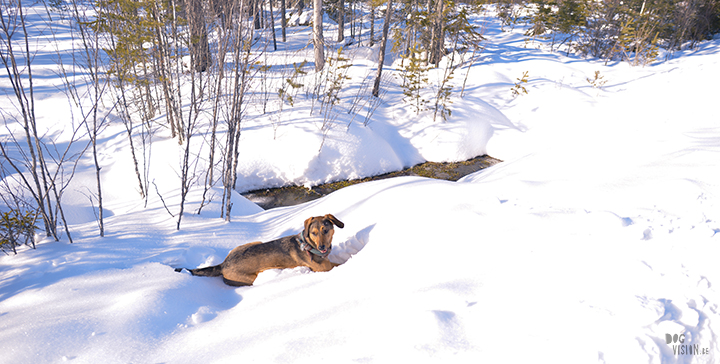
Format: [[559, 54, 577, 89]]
[[242, 155, 502, 210]]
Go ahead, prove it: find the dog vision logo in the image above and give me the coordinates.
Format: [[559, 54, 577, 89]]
[[665, 332, 710, 356]]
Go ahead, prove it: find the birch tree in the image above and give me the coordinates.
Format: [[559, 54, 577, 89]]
[[313, 0, 325, 71]]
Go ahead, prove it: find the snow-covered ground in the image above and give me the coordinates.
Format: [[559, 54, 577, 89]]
[[1, 4, 719, 363]]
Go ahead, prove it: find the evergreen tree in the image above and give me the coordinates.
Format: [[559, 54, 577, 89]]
[[400, 45, 430, 115], [556, 0, 588, 54]]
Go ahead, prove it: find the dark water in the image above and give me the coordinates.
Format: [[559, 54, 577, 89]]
[[242, 155, 502, 210]]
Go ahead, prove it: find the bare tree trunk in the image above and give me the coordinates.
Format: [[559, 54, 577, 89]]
[[75, 0, 107, 236], [199, 0, 239, 214], [170, 0, 185, 139], [337, 0, 344, 42], [254, 0, 262, 29], [176, 110, 194, 230], [118, 90, 147, 200], [185, 0, 211, 72], [423, 0, 431, 50], [199, 93, 219, 215], [269, 0, 278, 50], [1, 0, 91, 242], [352, 0, 357, 41], [0, 0, 58, 240], [49, 172, 73, 244], [281, 0, 287, 41], [222, 0, 255, 221], [372, 0, 393, 97], [177, 32, 207, 230], [150, 1, 181, 141], [429, 0, 444, 65], [370, 4, 375, 45], [92, 119, 104, 237], [313, 0, 325, 71]]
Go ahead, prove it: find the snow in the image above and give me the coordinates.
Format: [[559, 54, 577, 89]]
[[2, 4, 720, 364]]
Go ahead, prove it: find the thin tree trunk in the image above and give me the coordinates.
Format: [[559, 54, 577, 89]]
[[170, 0, 185, 139], [88, 40, 104, 236], [185, 0, 211, 72], [150, 2, 181, 141], [313, 0, 325, 71], [223, 0, 251, 221], [424, 0, 431, 49], [1, 1, 57, 239], [370, 5, 375, 45], [199, 100, 219, 215], [269, 0, 278, 50], [429, 0, 444, 65], [121, 99, 146, 199], [460, 42, 479, 98], [337, 0, 344, 42], [254, 0, 262, 29], [177, 123, 192, 230], [177, 31, 206, 229], [372, 0, 392, 97], [199, 6, 234, 215], [50, 179, 73, 243], [281, 0, 287, 41], [353, 0, 359, 42], [92, 123, 104, 236]]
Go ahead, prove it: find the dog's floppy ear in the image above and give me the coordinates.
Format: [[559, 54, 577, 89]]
[[304, 217, 314, 232], [324, 214, 344, 228]]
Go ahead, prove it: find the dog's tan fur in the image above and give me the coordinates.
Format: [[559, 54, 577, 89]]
[[176, 214, 344, 286]]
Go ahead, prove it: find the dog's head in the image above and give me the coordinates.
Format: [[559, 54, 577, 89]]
[[303, 214, 344, 255]]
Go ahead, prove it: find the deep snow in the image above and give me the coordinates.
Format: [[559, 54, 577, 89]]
[[1, 4, 719, 364]]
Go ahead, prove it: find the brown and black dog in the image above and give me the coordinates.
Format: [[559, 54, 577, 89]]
[[175, 214, 344, 286]]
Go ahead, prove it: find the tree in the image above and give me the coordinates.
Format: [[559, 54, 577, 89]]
[[96, 0, 158, 201], [400, 45, 429, 114], [313, 0, 325, 71], [70, 0, 112, 237], [1, 0, 81, 242], [615, 0, 661, 66], [281, 0, 287, 41], [219, 0, 259, 221], [184, 0, 211, 72], [428, 0, 446, 65], [372, 0, 393, 97], [369, 2, 376, 45], [0, 207, 38, 254], [337, 0, 345, 42]]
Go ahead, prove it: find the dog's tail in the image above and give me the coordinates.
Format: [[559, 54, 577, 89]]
[[175, 264, 223, 277]]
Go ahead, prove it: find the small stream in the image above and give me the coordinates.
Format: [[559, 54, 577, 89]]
[[242, 155, 502, 210]]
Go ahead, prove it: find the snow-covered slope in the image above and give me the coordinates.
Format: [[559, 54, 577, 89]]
[[1, 5, 719, 364]]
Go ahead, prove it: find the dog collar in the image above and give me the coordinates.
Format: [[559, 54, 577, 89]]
[[297, 232, 331, 258]]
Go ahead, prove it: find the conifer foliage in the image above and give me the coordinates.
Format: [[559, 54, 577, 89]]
[[0, 208, 38, 254], [400, 46, 430, 115], [518, 0, 720, 65]]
